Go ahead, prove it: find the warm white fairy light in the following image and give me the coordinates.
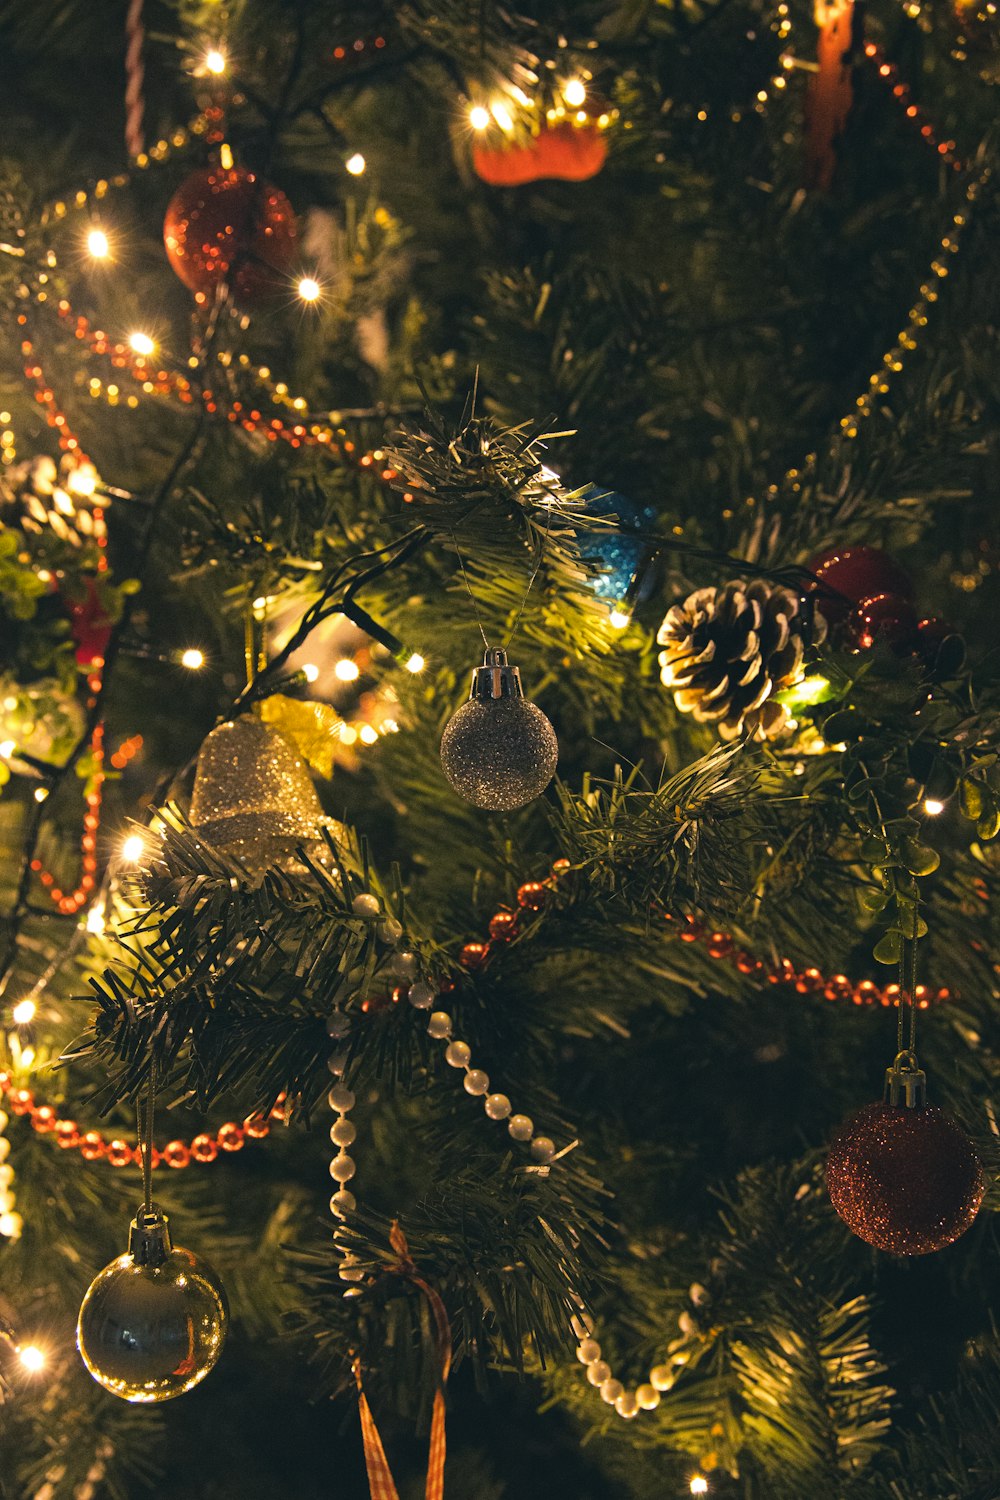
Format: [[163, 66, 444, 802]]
[[297, 276, 321, 303], [562, 78, 587, 107], [204, 47, 227, 75], [0, 1212, 23, 1240], [128, 332, 155, 357], [66, 465, 98, 496], [11, 1000, 35, 1026], [405, 653, 425, 673], [301, 663, 319, 683], [359, 724, 378, 745], [120, 833, 145, 863], [0, 740, 15, 759], [469, 105, 490, 131], [924, 798, 945, 816], [86, 903, 106, 935], [334, 658, 360, 682], [345, 153, 366, 176], [86, 227, 110, 260], [33, 787, 48, 803], [490, 100, 515, 133], [609, 609, 631, 630], [690, 1479, 709, 1496], [180, 648, 205, 670], [340, 725, 359, 746], [18, 1344, 45, 1373]]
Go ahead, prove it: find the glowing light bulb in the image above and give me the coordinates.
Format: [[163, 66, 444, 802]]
[[301, 663, 319, 683], [563, 78, 587, 106], [609, 609, 631, 630], [11, 1000, 35, 1026], [924, 798, 945, 816], [86, 227, 110, 260], [180, 648, 205, 670], [204, 47, 227, 74], [690, 1480, 709, 1497], [469, 105, 490, 131], [33, 787, 48, 803], [18, 1345, 44, 1372], [219, 142, 234, 171], [405, 653, 425, 673], [120, 834, 145, 863], [0, 1212, 23, 1239], [359, 724, 378, 745], [0, 740, 15, 759], [490, 101, 514, 132], [128, 332, 155, 357], [340, 725, 359, 746], [334, 658, 360, 682], [86, 903, 106, 935], [66, 465, 97, 497], [297, 276, 321, 303], [345, 153, 366, 176]]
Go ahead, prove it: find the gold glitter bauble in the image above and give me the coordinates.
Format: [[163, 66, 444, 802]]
[[190, 716, 340, 874], [826, 1101, 983, 1255], [78, 1208, 227, 1402]]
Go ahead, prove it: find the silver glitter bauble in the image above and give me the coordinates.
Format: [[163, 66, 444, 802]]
[[78, 1207, 227, 1403], [440, 649, 558, 811], [190, 716, 341, 874]]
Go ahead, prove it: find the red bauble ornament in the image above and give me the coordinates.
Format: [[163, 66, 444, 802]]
[[847, 592, 919, 652], [826, 1100, 983, 1254], [808, 545, 913, 625], [163, 166, 298, 305], [472, 124, 607, 186], [67, 576, 113, 667]]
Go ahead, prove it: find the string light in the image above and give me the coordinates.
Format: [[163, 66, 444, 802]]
[[690, 1479, 709, 1496], [128, 331, 155, 356], [203, 47, 227, 75], [562, 78, 587, 106], [404, 653, 425, 673], [301, 663, 320, 683], [18, 1345, 45, 1373], [180, 647, 205, 670], [0, 740, 15, 759], [924, 798, 945, 816], [85, 227, 110, 260], [469, 105, 491, 131], [11, 1001, 35, 1027], [609, 609, 631, 630], [297, 276, 321, 303], [33, 787, 48, 803], [85, 903, 106, 935], [120, 833, 145, 863], [489, 101, 515, 133], [345, 153, 366, 175], [359, 724, 378, 745], [334, 658, 360, 682]]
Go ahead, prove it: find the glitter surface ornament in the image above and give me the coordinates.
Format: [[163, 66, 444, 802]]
[[826, 1099, 984, 1255], [440, 648, 558, 811], [576, 484, 657, 603], [190, 716, 341, 874], [78, 1206, 227, 1402], [163, 165, 297, 305]]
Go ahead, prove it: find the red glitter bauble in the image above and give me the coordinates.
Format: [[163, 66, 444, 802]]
[[808, 545, 913, 625], [826, 1100, 983, 1255], [163, 166, 298, 305], [847, 592, 919, 652]]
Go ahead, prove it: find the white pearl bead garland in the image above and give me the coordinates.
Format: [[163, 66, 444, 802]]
[[0, 1109, 19, 1240], [565, 1294, 698, 1425], [326, 1042, 363, 1288], [422, 1009, 555, 1155]]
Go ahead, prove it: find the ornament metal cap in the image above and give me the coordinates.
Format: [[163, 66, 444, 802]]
[[127, 1205, 172, 1267], [468, 648, 524, 702], [884, 1049, 926, 1109]]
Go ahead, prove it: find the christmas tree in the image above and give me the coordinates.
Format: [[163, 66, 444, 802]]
[[0, 1, 997, 1496]]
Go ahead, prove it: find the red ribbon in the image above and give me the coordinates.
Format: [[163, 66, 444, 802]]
[[354, 1222, 451, 1500]]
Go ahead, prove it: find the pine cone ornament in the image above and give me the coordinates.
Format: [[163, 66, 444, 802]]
[[0, 456, 103, 548], [657, 579, 825, 741]]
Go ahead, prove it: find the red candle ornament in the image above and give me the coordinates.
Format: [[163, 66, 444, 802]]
[[806, 0, 857, 190], [473, 124, 607, 186]]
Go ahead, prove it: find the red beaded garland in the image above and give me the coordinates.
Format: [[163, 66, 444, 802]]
[[516, 882, 548, 911], [460, 942, 490, 971], [488, 910, 518, 942]]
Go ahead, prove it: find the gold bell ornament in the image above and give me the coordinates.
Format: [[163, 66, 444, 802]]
[[189, 714, 343, 875]]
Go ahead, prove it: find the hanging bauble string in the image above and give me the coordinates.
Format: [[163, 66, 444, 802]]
[[163, 165, 298, 305], [189, 715, 343, 875], [826, 1053, 984, 1255], [77, 1206, 227, 1402], [440, 648, 558, 811]]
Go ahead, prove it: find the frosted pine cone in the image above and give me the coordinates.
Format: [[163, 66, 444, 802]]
[[657, 579, 825, 741]]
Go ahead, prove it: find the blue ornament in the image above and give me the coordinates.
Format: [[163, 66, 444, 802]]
[[576, 485, 657, 604]]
